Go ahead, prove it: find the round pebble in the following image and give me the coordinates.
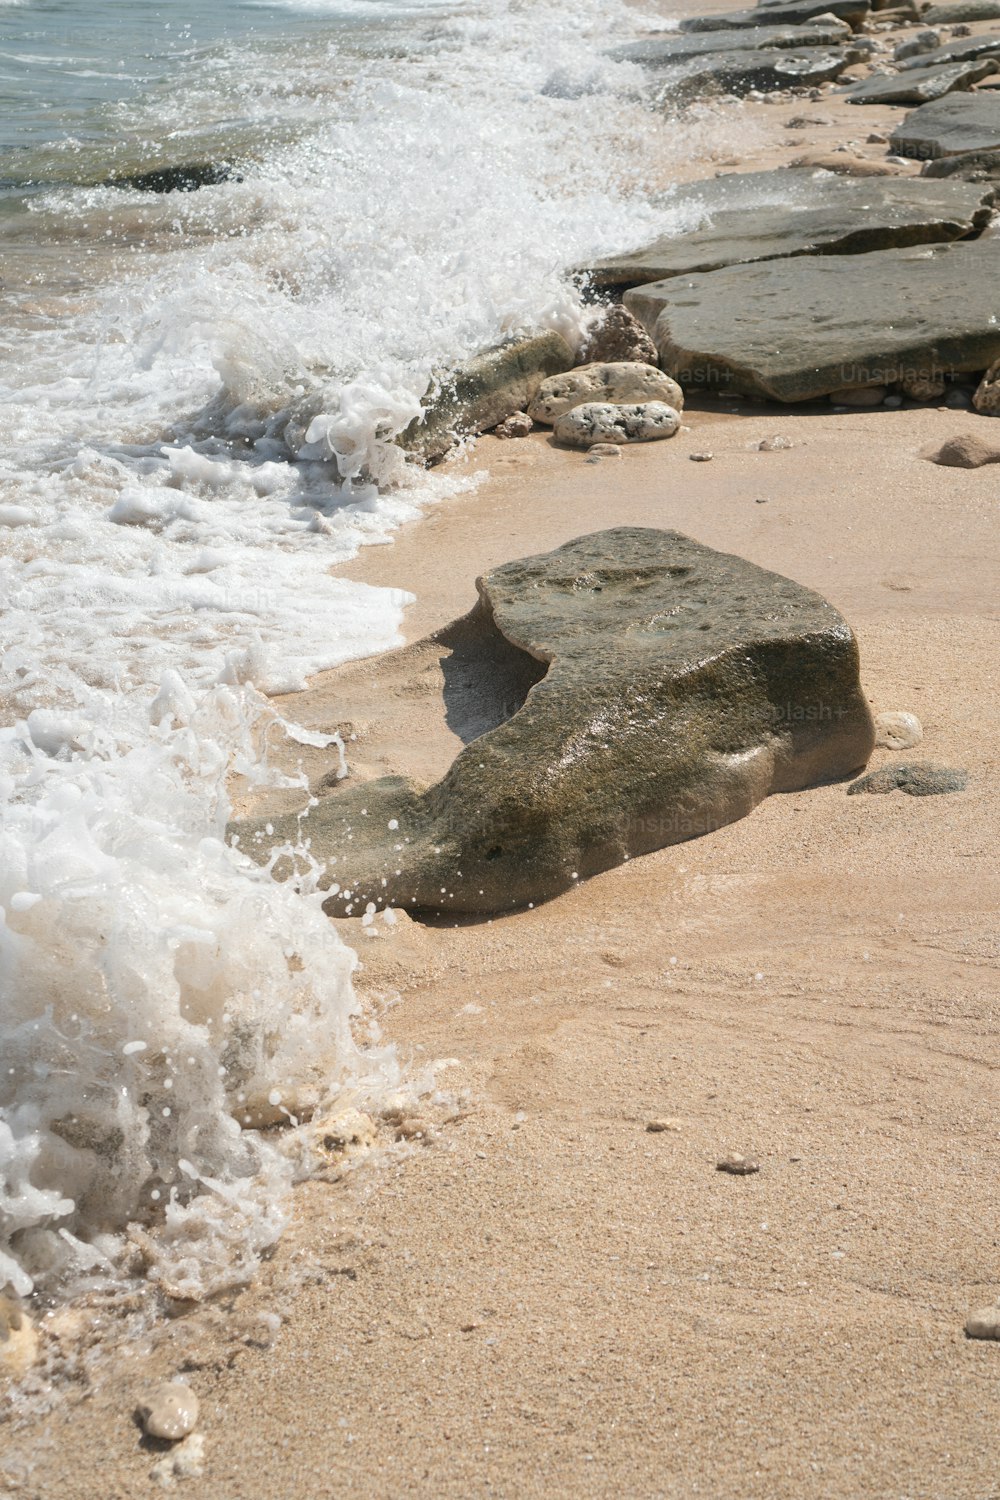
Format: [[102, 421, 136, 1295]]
[[689, 452, 713, 462], [717, 1154, 760, 1176], [965, 1306, 1000, 1341], [874, 711, 923, 751], [139, 1380, 200, 1442]]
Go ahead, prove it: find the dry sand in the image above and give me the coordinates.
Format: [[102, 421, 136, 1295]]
[[4, 23, 1000, 1500]]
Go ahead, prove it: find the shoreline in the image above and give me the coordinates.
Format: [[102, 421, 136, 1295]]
[[5, 4, 1000, 1496]]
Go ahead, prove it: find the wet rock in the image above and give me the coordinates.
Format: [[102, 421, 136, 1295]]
[[717, 1154, 761, 1174], [529, 363, 683, 424], [680, 0, 871, 33], [610, 20, 852, 64], [874, 710, 923, 748], [662, 48, 854, 104], [842, 55, 1000, 105], [0, 1286, 38, 1380], [965, 1305, 1000, 1339], [103, 161, 236, 194], [231, 528, 876, 915], [553, 401, 681, 448], [624, 239, 1000, 403], [399, 332, 575, 462], [579, 304, 658, 366], [890, 92, 1000, 158], [847, 761, 968, 794], [587, 170, 991, 289], [926, 431, 1000, 465], [494, 412, 534, 439], [901, 371, 946, 399], [139, 1381, 201, 1442], [973, 359, 1000, 414], [923, 0, 1000, 20]]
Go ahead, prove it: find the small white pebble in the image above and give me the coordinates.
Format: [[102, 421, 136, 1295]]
[[139, 1381, 200, 1442]]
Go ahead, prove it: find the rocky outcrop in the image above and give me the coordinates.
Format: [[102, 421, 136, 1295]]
[[587, 170, 993, 290], [624, 238, 1000, 404], [889, 93, 1000, 158], [842, 55, 1000, 104], [399, 332, 575, 462], [552, 401, 681, 447], [529, 363, 683, 424], [610, 20, 851, 63], [231, 529, 875, 916], [680, 0, 870, 32]]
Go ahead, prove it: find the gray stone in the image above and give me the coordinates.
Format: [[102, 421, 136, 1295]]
[[894, 30, 942, 61], [897, 32, 1000, 70], [587, 170, 993, 290], [103, 161, 236, 193], [922, 0, 1000, 20], [579, 304, 658, 365], [610, 21, 851, 64], [973, 358, 1000, 414], [680, 0, 870, 32], [399, 332, 575, 462], [663, 48, 852, 103], [623, 238, 1000, 403], [847, 761, 968, 794], [889, 92, 1000, 158], [552, 401, 681, 448], [921, 146, 1000, 178], [231, 530, 875, 915], [842, 56, 1000, 104], [529, 363, 683, 424], [926, 431, 1000, 465]]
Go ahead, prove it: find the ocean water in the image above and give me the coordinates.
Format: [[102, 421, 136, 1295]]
[[0, 0, 750, 1307]]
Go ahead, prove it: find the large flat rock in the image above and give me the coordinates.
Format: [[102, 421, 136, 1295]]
[[842, 55, 1000, 104], [587, 169, 993, 289], [609, 21, 851, 63], [896, 32, 1000, 70], [663, 47, 852, 100], [889, 91, 1000, 156], [231, 530, 874, 915], [680, 0, 869, 32], [923, 0, 1000, 20], [623, 238, 1000, 402]]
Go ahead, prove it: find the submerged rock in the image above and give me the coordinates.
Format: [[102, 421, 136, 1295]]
[[847, 762, 968, 795], [579, 304, 658, 366], [587, 170, 992, 289], [889, 93, 1000, 158], [842, 56, 1000, 105], [103, 161, 236, 193], [231, 529, 876, 915], [552, 401, 681, 447], [399, 332, 575, 462], [624, 239, 1000, 403], [529, 363, 683, 424]]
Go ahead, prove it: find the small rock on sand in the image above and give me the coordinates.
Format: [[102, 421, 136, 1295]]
[[926, 433, 1000, 467], [139, 1380, 201, 1442], [758, 434, 793, 450], [529, 364, 683, 425], [965, 1306, 1000, 1340], [973, 359, 1000, 415], [848, 761, 968, 796], [585, 443, 622, 463], [717, 1154, 760, 1175], [647, 1118, 683, 1132], [554, 402, 681, 449], [494, 412, 533, 439], [874, 711, 923, 749], [689, 452, 714, 462], [580, 304, 658, 366]]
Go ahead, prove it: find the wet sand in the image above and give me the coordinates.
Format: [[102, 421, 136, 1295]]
[[6, 22, 1000, 1500]]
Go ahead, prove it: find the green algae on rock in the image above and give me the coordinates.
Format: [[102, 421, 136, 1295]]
[[231, 529, 875, 916]]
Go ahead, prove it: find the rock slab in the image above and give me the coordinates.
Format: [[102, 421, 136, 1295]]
[[664, 48, 852, 102], [588, 169, 993, 289], [681, 0, 870, 32], [922, 0, 1000, 21], [842, 56, 1000, 105], [232, 529, 875, 915], [610, 21, 851, 64], [889, 92, 1000, 158], [623, 238, 1000, 403]]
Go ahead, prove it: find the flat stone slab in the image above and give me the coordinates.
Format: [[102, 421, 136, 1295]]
[[623, 238, 1000, 402], [680, 0, 869, 31], [889, 91, 1000, 157], [232, 530, 875, 915], [587, 169, 993, 289], [664, 47, 852, 100], [842, 56, 1000, 104], [896, 32, 1000, 70], [609, 21, 850, 63], [923, 0, 1000, 20], [922, 146, 1000, 176]]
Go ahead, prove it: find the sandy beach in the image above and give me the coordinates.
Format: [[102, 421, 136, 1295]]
[[4, 11, 1000, 1500]]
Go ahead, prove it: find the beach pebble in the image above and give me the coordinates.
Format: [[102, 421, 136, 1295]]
[[579, 304, 658, 366], [874, 710, 923, 750], [758, 435, 793, 451], [828, 386, 887, 408], [139, 1380, 200, 1442], [530, 364, 683, 425], [0, 1286, 39, 1380], [901, 373, 945, 401], [883, 394, 903, 409], [584, 442, 622, 463], [926, 433, 1000, 468], [717, 1154, 760, 1175], [973, 359, 1000, 416], [493, 411, 533, 439], [689, 452, 713, 462], [965, 1306, 1000, 1340], [554, 402, 680, 449], [646, 1117, 683, 1133]]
